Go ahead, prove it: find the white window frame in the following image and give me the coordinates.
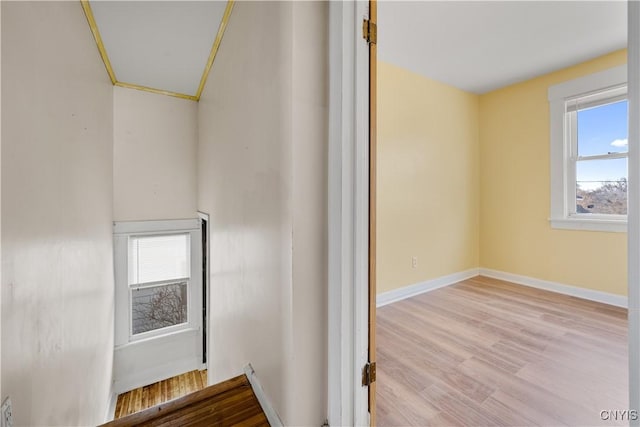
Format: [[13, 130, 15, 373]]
[[548, 65, 628, 233], [113, 219, 202, 347], [127, 233, 191, 341]]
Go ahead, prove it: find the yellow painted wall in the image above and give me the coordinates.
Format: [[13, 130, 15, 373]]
[[479, 49, 628, 296], [377, 61, 480, 294], [379, 50, 628, 297]]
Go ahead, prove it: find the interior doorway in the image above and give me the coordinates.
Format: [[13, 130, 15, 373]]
[[378, 1, 635, 426]]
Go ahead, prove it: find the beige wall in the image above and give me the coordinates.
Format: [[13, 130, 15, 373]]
[[289, 1, 328, 420], [1, 2, 114, 425], [377, 61, 480, 294], [113, 86, 198, 221], [479, 49, 628, 296], [197, 1, 327, 424]]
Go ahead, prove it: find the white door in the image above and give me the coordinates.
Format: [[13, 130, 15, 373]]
[[112, 219, 203, 394]]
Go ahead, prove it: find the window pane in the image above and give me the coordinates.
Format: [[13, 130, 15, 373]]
[[577, 100, 628, 156], [130, 234, 190, 284], [132, 282, 188, 335], [576, 158, 627, 215]]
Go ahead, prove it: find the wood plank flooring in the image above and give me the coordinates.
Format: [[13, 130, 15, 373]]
[[103, 374, 268, 427], [376, 276, 628, 426], [114, 370, 208, 419]]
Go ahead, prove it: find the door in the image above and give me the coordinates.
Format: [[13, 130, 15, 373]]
[[367, 0, 378, 424]]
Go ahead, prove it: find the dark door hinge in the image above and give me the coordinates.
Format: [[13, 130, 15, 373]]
[[363, 19, 377, 45], [362, 361, 377, 386]]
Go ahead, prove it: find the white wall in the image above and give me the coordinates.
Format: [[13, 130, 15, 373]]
[[1, 2, 114, 425], [289, 1, 328, 421], [113, 86, 198, 221], [198, 1, 292, 419], [197, 2, 328, 424]]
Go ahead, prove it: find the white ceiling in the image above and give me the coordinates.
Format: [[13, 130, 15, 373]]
[[378, 1, 627, 94], [89, 1, 227, 97]]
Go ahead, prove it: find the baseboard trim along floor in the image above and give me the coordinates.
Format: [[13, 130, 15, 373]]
[[377, 269, 479, 307], [377, 268, 627, 309], [479, 268, 627, 308]]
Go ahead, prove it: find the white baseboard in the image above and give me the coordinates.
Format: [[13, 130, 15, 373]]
[[244, 364, 283, 427], [479, 268, 628, 308], [376, 268, 480, 307], [376, 267, 627, 309]]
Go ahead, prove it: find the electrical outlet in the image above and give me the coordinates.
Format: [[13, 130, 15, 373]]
[[411, 256, 417, 269], [1, 397, 13, 427]]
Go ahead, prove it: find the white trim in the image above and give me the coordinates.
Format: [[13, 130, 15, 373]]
[[113, 219, 200, 234], [327, 1, 370, 426], [376, 269, 480, 308], [550, 217, 627, 233], [244, 364, 283, 427], [104, 391, 117, 423], [353, 1, 370, 425], [479, 268, 627, 308], [548, 65, 628, 233], [628, 1, 640, 422], [375, 267, 628, 310], [114, 227, 202, 346], [327, 2, 352, 424], [114, 327, 201, 350], [548, 65, 627, 102], [550, 93, 568, 222]]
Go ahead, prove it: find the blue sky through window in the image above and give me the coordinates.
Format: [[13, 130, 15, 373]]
[[576, 100, 628, 190]]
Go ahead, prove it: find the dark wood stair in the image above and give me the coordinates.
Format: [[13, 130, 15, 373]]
[[100, 374, 269, 427]]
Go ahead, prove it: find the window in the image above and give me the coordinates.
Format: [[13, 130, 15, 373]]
[[548, 65, 628, 232], [114, 219, 202, 345], [129, 234, 190, 336]]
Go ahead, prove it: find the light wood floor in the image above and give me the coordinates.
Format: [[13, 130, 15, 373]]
[[114, 370, 208, 419], [376, 275, 628, 426]]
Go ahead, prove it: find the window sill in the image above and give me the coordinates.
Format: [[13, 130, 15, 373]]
[[115, 327, 199, 350], [550, 217, 627, 233]]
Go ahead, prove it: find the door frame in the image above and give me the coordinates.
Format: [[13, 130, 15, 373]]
[[197, 211, 210, 372], [366, 0, 378, 423], [628, 2, 640, 424], [327, 1, 371, 425], [329, 1, 640, 425]]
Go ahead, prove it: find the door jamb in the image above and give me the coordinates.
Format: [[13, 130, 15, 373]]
[[197, 211, 210, 374], [628, 2, 639, 424], [327, 1, 370, 426]]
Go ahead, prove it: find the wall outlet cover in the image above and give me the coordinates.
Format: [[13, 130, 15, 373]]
[[1, 397, 12, 427]]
